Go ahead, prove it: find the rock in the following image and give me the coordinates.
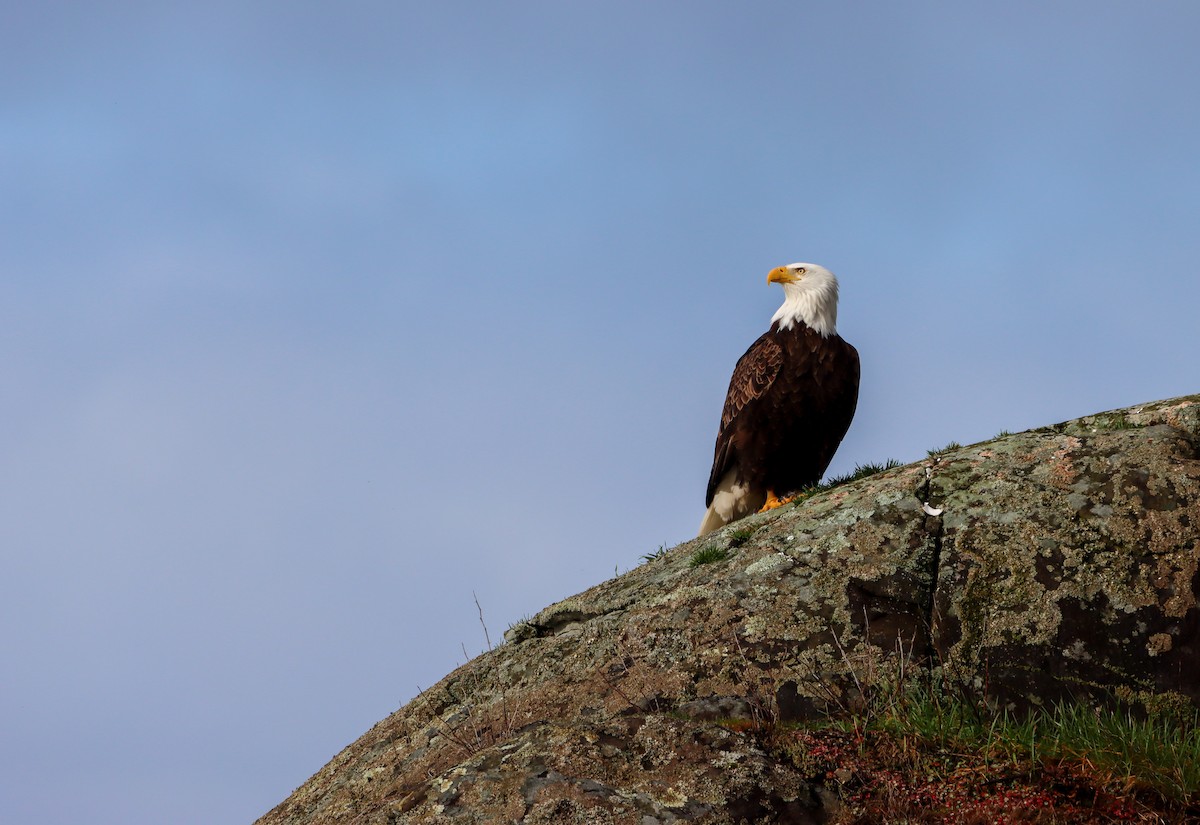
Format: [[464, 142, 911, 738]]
[[256, 394, 1200, 824]]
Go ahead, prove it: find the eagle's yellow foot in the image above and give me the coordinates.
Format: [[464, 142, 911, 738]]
[[759, 490, 796, 512]]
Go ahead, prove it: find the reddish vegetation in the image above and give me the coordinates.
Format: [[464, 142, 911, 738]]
[[776, 728, 1194, 824]]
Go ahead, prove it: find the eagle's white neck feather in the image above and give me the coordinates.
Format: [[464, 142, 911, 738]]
[[770, 264, 840, 336]]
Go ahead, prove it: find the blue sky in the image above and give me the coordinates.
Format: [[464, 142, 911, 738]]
[[3, 3, 1198, 823]]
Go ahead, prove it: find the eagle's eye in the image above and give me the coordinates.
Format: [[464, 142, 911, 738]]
[[795, 267, 807, 275]]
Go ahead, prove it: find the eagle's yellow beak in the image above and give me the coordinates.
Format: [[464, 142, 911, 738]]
[[767, 266, 799, 285]]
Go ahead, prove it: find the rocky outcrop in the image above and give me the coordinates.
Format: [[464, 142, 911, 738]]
[[257, 394, 1200, 824]]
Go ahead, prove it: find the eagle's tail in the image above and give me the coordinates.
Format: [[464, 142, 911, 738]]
[[697, 503, 728, 537], [698, 471, 765, 537]]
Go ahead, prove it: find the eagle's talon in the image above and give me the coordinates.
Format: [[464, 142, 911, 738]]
[[759, 491, 796, 512]]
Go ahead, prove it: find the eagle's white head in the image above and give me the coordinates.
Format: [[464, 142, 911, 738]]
[[767, 262, 839, 336]]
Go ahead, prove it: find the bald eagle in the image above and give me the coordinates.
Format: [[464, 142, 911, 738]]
[[699, 263, 860, 536]]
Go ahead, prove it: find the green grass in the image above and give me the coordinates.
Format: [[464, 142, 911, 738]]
[[798, 459, 904, 499], [851, 683, 1200, 806], [1042, 702, 1200, 802], [725, 526, 757, 548], [646, 526, 756, 567], [792, 635, 1200, 809], [504, 614, 533, 634], [1093, 413, 1142, 431], [688, 545, 731, 567], [640, 544, 669, 564], [830, 458, 905, 486], [926, 440, 962, 457]]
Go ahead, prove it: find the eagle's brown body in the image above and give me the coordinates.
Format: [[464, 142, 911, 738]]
[[699, 262, 859, 536]]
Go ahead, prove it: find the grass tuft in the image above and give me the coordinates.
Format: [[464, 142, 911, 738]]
[[926, 440, 962, 457], [799, 459, 904, 498], [640, 544, 669, 564], [1094, 413, 1142, 431], [689, 545, 731, 568], [726, 526, 757, 548]]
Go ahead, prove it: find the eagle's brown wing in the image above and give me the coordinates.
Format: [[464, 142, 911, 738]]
[[705, 332, 782, 506]]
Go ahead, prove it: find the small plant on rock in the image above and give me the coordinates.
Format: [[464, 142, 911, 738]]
[[689, 545, 730, 568]]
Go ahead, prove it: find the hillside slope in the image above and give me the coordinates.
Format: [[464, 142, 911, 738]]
[[257, 394, 1200, 824]]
